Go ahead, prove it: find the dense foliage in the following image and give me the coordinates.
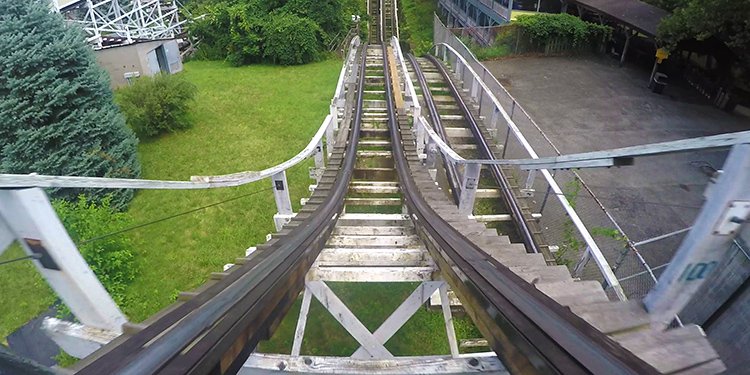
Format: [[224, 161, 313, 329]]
[[400, 0, 438, 55], [117, 73, 197, 138], [189, 0, 364, 65], [0, 0, 141, 209], [263, 13, 323, 65], [515, 13, 611, 47], [655, 0, 750, 66], [54, 196, 137, 313]]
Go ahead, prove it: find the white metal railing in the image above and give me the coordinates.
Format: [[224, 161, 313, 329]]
[[0, 36, 362, 354], [430, 23, 627, 300], [0, 35, 362, 231]]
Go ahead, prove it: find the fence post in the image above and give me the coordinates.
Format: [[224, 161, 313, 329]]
[[458, 163, 481, 215], [272, 171, 294, 231]]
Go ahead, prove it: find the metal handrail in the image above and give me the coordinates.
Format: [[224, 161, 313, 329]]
[[430, 40, 627, 300], [0, 37, 363, 191]]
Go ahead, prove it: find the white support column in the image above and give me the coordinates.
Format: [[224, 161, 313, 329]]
[[272, 171, 294, 231], [522, 170, 536, 197], [458, 163, 481, 215], [0, 188, 126, 332], [306, 281, 393, 359], [645, 144, 750, 326], [0, 217, 13, 257], [470, 77, 480, 103], [291, 287, 313, 356], [439, 283, 460, 358], [416, 118, 427, 158], [425, 140, 438, 169], [330, 103, 340, 133], [311, 139, 325, 184], [351, 281, 442, 359], [325, 115, 335, 159]]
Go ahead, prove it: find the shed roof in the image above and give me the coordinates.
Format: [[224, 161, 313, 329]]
[[566, 0, 669, 37]]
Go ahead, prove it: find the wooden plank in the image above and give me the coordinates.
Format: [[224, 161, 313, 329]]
[[535, 280, 610, 306], [614, 325, 724, 374], [307, 266, 435, 282], [315, 248, 428, 267], [568, 301, 650, 335], [386, 46, 405, 111], [241, 353, 508, 374]]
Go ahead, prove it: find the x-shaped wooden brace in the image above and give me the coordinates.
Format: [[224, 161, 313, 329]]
[[291, 280, 459, 359]]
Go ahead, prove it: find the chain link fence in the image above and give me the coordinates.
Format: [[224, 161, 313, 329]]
[[434, 14, 679, 301]]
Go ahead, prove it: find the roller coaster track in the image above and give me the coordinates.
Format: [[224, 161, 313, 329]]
[[0, 0, 728, 373], [74, 47, 369, 375]]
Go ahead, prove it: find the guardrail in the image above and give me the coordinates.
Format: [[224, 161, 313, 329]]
[[430, 16, 627, 300], [1, 36, 361, 229]]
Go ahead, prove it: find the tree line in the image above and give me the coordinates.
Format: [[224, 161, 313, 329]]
[[188, 0, 365, 65]]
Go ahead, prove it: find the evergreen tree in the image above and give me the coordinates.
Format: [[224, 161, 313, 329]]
[[0, 0, 141, 209]]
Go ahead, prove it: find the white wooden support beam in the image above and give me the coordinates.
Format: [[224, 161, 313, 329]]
[[330, 102, 340, 133], [306, 281, 393, 359], [416, 118, 427, 158], [311, 139, 325, 184], [325, 115, 335, 159], [522, 170, 536, 196], [291, 287, 313, 356], [645, 144, 750, 326], [351, 281, 443, 359], [42, 317, 118, 359], [0, 188, 126, 332], [458, 163, 481, 215], [0, 218, 13, 257], [470, 76, 480, 103], [272, 171, 293, 231], [425, 140, 438, 169], [439, 283, 460, 358]]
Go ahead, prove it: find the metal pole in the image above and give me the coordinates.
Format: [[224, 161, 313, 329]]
[[645, 144, 750, 326]]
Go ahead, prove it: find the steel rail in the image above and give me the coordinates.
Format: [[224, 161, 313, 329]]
[[426, 54, 542, 256], [382, 43, 658, 374], [75, 46, 367, 375], [406, 53, 461, 205]]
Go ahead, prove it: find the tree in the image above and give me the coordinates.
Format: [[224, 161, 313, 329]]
[[0, 0, 141, 209], [655, 0, 750, 66], [263, 13, 322, 65]]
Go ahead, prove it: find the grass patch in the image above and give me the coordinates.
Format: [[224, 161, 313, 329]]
[[0, 246, 56, 340], [123, 59, 342, 322]]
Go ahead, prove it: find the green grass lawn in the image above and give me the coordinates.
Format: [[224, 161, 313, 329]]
[[123, 59, 342, 322], [0, 57, 484, 358], [0, 58, 341, 338]]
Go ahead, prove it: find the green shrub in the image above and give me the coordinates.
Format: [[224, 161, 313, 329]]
[[515, 13, 611, 47], [263, 13, 322, 65], [53, 196, 137, 312], [117, 73, 197, 138]]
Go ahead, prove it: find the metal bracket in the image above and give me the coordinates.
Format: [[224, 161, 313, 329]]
[[713, 201, 750, 236]]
